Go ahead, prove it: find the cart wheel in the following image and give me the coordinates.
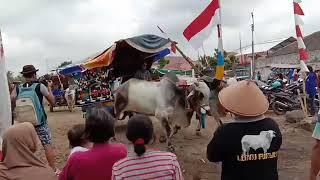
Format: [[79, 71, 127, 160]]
[[50, 105, 54, 112]]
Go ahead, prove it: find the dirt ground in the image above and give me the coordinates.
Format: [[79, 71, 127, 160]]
[[40, 107, 315, 180]]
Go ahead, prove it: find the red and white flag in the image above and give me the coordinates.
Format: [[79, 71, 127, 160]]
[[0, 29, 12, 136], [183, 0, 221, 50], [293, 0, 309, 72]]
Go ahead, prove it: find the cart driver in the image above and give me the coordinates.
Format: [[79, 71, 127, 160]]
[[134, 62, 152, 81]]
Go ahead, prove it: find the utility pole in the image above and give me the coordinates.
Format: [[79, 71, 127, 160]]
[[236, 33, 243, 76], [239, 33, 243, 65], [251, 12, 255, 79]]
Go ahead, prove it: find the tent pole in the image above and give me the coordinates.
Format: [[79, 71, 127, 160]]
[[157, 25, 203, 76], [174, 44, 202, 74]]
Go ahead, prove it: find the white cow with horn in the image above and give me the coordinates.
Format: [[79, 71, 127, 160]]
[[114, 73, 202, 151]]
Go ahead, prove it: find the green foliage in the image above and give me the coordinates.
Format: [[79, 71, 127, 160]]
[[198, 49, 237, 71], [57, 61, 72, 68], [6, 71, 24, 83], [158, 58, 170, 69], [14, 74, 24, 82], [6, 71, 14, 83]]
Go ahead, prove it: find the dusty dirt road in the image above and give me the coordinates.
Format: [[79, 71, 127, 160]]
[[41, 108, 314, 180]]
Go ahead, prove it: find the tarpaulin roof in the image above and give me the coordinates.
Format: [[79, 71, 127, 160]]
[[124, 34, 171, 53], [82, 45, 115, 70], [83, 34, 172, 77], [58, 65, 84, 75], [59, 34, 172, 78]]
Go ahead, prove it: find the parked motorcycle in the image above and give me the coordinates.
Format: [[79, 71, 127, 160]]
[[259, 85, 282, 109], [260, 78, 318, 114], [271, 91, 319, 115]]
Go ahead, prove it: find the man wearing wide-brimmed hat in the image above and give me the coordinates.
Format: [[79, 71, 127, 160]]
[[10, 65, 57, 172], [207, 80, 282, 180]]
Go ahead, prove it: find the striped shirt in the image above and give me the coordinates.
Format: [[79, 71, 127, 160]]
[[112, 151, 183, 180]]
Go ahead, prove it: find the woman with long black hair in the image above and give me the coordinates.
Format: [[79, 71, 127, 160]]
[[112, 114, 183, 180]]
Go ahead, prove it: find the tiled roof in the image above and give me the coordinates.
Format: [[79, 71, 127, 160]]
[[163, 56, 192, 70], [270, 31, 320, 57]]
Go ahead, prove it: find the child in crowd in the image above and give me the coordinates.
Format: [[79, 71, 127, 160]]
[[112, 114, 183, 180], [59, 107, 127, 180], [67, 124, 92, 157]]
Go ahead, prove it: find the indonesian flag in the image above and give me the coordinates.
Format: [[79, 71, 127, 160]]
[[0, 29, 12, 136], [293, 0, 309, 72], [183, 0, 220, 50]]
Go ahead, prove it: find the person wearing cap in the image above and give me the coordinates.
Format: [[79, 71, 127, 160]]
[[10, 65, 57, 172], [207, 80, 282, 180]]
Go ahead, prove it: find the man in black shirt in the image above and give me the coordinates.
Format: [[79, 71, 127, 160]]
[[207, 80, 282, 180]]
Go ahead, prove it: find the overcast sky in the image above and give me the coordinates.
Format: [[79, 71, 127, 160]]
[[1, 0, 320, 75]]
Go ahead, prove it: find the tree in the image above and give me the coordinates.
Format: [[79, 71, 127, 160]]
[[158, 58, 170, 69], [6, 71, 14, 83], [57, 61, 72, 69], [6, 71, 24, 83], [14, 74, 24, 82], [198, 49, 237, 71]]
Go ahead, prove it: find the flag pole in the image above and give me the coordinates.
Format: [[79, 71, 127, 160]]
[[292, 0, 309, 117], [215, 0, 225, 80]]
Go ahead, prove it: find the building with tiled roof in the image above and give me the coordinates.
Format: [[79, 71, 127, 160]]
[[256, 31, 320, 69], [163, 56, 192, 71]]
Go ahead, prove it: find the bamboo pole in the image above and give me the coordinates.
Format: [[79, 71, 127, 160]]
[[297, 89, 307, 117], [55, 70, 64, 90], [302, 72, 308, 116]]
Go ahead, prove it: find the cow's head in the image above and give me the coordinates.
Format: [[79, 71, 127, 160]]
[[183, 81, 211, 126], [187, 81, 210, 111]]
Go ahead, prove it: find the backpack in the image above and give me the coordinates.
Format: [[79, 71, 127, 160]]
[[15, 83, 44, 126]]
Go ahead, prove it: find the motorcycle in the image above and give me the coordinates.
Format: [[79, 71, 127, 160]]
[[259, 85, 283, 110], [271, 90, 319, 115], [271, 92, 300, 115]]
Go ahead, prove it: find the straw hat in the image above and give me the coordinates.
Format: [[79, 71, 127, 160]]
[[218, 80, 269, 117]]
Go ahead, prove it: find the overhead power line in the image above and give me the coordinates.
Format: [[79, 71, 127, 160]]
[[231, 37, 288, 52]]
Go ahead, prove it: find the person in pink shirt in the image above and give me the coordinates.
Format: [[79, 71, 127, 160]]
[[59, 107, 127, 180]]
